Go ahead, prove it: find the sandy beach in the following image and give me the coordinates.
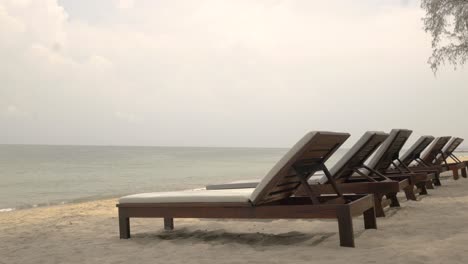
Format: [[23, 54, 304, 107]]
[[1, 170, 467, 264], [3, 0, 468, 263]]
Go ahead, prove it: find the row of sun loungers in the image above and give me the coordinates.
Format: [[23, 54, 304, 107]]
[[117, 129, 467, 247]]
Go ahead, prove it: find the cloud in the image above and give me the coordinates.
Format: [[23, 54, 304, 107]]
[[0, 0, 467, 147], [114, 111, 142, 124], [2, 105, 29, 118], [115, 0, 134, 9], [88, 55, 113, 70]]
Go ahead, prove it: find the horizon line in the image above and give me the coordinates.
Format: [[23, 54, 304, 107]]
[[0, 143, 291, 149]]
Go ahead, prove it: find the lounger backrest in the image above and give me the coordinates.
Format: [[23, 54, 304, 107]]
[[443, 137, 464, 156], [434, 137, 464, 164], [249, 131, 350, 206], [399, 136, 435, 166], [421, 136, 451, 164], [319, 131, 388, 183], [365, 129, 413, 173]]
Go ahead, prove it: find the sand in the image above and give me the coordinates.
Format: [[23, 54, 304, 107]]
[[2, 172, 468, 263]]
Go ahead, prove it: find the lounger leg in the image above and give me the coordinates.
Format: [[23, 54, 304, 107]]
[[462, 168, 467, 178], [119, 217, 130, 239], [404, 185, 417, 201], [426, 180, 434, 189], [337, 207, 355, 247], [164, 218, 174, 230], [387, 193, 400, 207], [363, 208, 377, 229], [417, 182, 428, 195], [374, 194, 385, 217], [433, 172, 442, 186], [453, 168, 459, 180]]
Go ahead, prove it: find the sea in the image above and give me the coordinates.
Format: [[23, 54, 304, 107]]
[[1, 145, 467, 212]]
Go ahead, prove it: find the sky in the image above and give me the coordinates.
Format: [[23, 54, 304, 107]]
[[1, 0, 467, 148]]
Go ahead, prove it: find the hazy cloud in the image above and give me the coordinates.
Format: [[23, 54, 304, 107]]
[[115, 0, 134, 9], [0, 0, 467, 147], [2, 105, 29, 118]]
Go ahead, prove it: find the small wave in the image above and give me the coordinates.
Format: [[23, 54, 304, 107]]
[[0, 208, 15, 213], [189, 187, 206, 191]]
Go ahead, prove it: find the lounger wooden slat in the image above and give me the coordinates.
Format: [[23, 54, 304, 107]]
[[117, 131, 377, 247], [277, 180, 301, 187]]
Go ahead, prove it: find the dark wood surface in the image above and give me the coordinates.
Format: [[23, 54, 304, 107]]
[[296, 179, 409, 217], [117, 194, 376, 247]]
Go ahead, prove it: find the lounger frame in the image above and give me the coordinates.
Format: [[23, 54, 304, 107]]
[[117, 131, 377, 247], [117, 194, 376, 247]]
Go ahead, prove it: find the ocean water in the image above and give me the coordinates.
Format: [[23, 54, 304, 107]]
[[0, 145, 348, 212], [1, 145, 466, 212]]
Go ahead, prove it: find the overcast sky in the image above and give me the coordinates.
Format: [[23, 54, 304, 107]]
[[1, 0, 467, 148]]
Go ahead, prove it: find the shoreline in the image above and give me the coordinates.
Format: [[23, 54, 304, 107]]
[[2, 156, 467, 214], [0, 188, 208, 214], [0, 195, 123, 214]]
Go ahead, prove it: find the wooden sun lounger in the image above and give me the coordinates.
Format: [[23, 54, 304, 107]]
[[293, 131, 411, 217], [405, 136, 467, 181], [397, 135, 442, 186], [429, 137, 467, 180], [419, 136, 452, 177], [117, 131, 377, 247], [207, 131, 411, 218], [364, 129, 434, 200]]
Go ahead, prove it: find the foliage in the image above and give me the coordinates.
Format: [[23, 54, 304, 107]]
[[421, 0, 468, 72]]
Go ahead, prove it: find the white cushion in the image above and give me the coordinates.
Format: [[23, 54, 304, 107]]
[[206, 180, 259, 190], [206, 176, 326, 190], [309, 173, 327, 184], [118, 188, 254, 204]]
